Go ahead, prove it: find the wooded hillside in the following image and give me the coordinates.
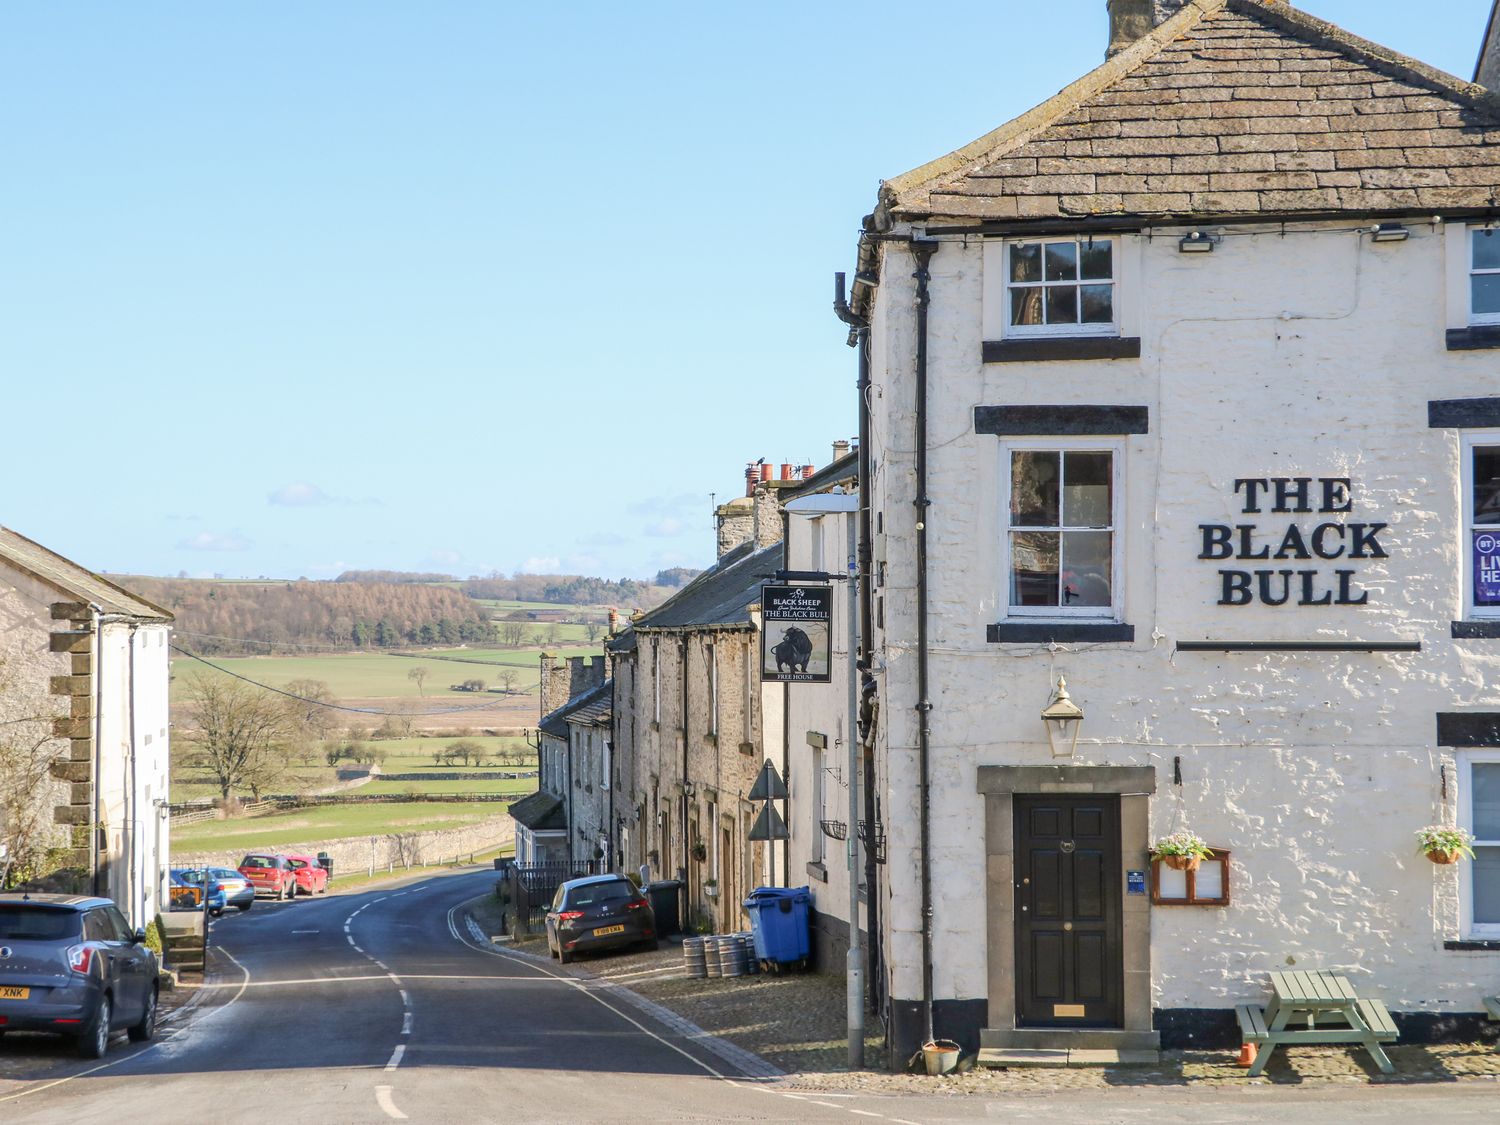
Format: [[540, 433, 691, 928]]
[[114, 577, 490, 654]]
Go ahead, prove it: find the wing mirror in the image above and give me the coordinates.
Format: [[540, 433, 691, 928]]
[[133, 928, 148, 944]]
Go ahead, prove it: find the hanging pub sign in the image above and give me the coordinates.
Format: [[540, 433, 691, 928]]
[[760, 583, 832, 683], [1476, 531, 1500, 606]]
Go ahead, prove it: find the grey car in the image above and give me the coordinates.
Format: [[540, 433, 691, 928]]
[[0, 893, 159, 1058]]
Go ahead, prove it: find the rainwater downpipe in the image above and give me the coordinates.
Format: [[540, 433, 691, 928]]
[[90, 607, 104, 897], [911, 239, 939, 1045], [680, 637, 690, 887], [127, 624, 139, 925]]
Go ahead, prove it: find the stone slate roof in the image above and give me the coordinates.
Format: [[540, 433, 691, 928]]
[[567, 691, 612, 729], [0, 525, 172, 622], [629, 541, 780, 633], [507, 790, 566, 832], [538, 678, 612, 740], [883, 0, 1500, 224]]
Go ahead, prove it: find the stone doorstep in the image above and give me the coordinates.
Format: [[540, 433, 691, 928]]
[[977, 1047, 1161, 1068], [981, 1027, 1161, 1051]]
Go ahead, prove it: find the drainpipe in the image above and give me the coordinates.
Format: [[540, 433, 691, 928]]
[[127, 624, 139, 926], [565, 732, 575, 865], [911, 239, 939, 1045], [90, 608, 104, 897], [680, 637, 690, 888], [781, 506, 791, 890], [836, 270, 884, 1012]]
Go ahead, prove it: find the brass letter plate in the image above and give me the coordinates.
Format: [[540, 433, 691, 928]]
[[1053, 1003, 1086, 1018]]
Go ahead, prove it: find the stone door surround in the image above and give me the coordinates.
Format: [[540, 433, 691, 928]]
[[977, 765, 1156, 1041]]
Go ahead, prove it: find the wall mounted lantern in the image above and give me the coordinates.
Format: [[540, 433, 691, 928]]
[[1369, 222, 1410, 243], [1041, 675, 1084, 758], [1179, 230, 1217, 254]]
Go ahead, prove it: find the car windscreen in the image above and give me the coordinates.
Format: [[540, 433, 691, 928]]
[[211, 869, 244, 880], [240, 856, 276, 868], [287, 859, 308, 869], [0, 906, 83, 941], [566, 882, 637, 909]]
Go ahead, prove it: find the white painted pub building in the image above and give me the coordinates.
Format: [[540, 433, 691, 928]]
[[841, 0, 1500, 1060]]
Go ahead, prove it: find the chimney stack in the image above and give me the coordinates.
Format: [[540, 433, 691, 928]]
[[744, 462, 758, 497], [1106, 0, 1186, 58], [832, 439, 851, 462]]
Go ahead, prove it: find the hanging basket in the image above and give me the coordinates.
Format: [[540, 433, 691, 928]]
[[1162, 854, 1201, 873], [1425, 849, 1461, 866]]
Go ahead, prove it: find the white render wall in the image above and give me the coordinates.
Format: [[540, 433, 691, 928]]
[[868, 220, 1500, 1016]]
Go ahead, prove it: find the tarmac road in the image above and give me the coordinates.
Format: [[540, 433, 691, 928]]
[[1, 867, 1497, 1124]]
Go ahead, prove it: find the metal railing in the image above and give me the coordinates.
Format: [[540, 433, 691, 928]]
[[505, 860, 602, 933]]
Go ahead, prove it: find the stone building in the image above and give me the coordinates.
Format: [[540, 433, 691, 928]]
[[0, 526, 172, 928], [840, 0, 1500, 1064], [511, 654, 608, 866]]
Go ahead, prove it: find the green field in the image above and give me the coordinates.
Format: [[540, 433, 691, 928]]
[[170, 735, 536, 802], [172, 801, 509, 852], [360, 777, 535, 797], [171, 646, 601, 701]]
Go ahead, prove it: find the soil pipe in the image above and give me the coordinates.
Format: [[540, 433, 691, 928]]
[[90, 607, 104, 897], [911, 238, 939, 1045], [680, 637, 690, 889], [566, 729, 575, 865], [781, 505, 792, 889]]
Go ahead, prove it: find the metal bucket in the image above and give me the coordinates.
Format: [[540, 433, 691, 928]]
[[719, 935, 747, 978], [682, 936, 707, 979], [739, 933, 759, 975], [704, 936, 722, 978]]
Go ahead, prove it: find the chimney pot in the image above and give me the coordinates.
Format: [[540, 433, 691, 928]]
[[780, 463, 793, 481], [802, 463, 815, 480], [759, 463, 773, 482], [832, 439, 850, 462]]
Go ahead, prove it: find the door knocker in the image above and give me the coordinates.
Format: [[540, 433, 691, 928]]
[[1060, 840, 1076, 853]]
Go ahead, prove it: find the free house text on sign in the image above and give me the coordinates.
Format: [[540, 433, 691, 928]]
[[1198, 477, 1387, 607], [761, 584, 833, 683]]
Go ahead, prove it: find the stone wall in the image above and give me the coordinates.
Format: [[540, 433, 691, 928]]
[[176, 812, 515, 876]]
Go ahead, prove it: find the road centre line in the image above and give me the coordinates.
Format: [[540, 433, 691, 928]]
[[401, 1011, 413, 1035], [384, 1044, 405, 1071]]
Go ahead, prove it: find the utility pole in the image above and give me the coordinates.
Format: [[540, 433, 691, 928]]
[[844, 510, 864, 1069]]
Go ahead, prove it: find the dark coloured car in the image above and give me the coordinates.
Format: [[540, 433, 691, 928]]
[[545, 875, 656, 964], [0, 894, 158, 1058]]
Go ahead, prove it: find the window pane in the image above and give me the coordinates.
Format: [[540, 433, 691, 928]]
[[1475, 846, 1500, 925], [1011, 243, 1042, 283], [1010, 288, 1044, 326], [1011, 452, 1059, 526], [1045, 285, 1078, 324], [1044, 242, 1077, 281], [1060, 530, 1112, 607], [1080, 241, 1112, 280], [1010, 531, 1060, 606], [1081, 284, 1113, 324], [1063, 452, 1112, 527], [1474, 274, 1500, 316], [1473, 229, 1500, 272], [1476, 448, 1500, 524], [1475, 763, 1500, 839]]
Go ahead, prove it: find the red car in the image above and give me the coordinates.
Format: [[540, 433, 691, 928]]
[[237, 854, 298, 900], [286, 854, 329, 896]]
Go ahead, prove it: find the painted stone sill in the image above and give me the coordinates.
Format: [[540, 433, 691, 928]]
[[983, 337, 1142, 363], [988, 622, 1135, 644], [1446, 326, 1500, 351], [1443, 939, 1500, 951], [738, 740, 756, 756], [806, 861, 828, 883], [1452, 620, 1500, 638], [703, 733, 718, 747]]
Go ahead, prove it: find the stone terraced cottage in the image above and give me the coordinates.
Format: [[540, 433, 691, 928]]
[[840, 0, 1500, 1064]]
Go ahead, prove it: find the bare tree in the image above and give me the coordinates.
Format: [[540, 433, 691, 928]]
[[407, 666, 429, 696], [282, 678, 339, 763], [498, 670, 518, 695], [546, 624, 561, 645], [181, 673, 295, 800], [446, 739, 486, 768], [584, 621, 601, 643], [532, 631, 547, 648], [500, 622, 525, 647], [0, 656, 63, 889]]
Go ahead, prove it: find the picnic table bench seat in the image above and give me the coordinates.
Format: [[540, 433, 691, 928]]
[[1352, 998, 1399, 1041], [1236, 1003, 1270, 1042]]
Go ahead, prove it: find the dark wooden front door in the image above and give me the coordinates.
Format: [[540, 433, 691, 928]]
[[1014, 795, 1123, 1027]]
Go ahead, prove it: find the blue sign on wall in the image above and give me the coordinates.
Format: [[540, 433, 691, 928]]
[[1476, 531, 1500, 606], [1126, 870, 1147, 896]]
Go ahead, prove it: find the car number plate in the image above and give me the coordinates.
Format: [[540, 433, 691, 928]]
[[596, 925, 625, 936], [0, 986, 30, 1000]]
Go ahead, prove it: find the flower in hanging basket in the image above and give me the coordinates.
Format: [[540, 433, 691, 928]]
[[1415, 825, 1474, 865], [1152, 830, 1214, 873], [690, 841, 708, 863]]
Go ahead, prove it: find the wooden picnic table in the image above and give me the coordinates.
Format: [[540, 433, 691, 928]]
[[1236, 969, 1397, 1077]]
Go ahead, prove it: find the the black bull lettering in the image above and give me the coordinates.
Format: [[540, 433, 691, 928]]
[[772, 627, 813, 673]]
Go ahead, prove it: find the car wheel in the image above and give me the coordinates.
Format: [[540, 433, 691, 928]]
[[236, 902, 252, 912], [558, 947, 573, 965], [78, 995, 111, 1059], [210, 908, 223, 918], [282, 882, 293, 901], [128, 986, 158, 1043]]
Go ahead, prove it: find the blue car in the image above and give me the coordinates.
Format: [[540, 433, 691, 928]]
[[168, 869, 228, 917]]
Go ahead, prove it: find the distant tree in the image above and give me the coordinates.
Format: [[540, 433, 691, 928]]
[[500, 623, 525, 647], [532, 631, 547, 648], [407, 666, 429, 696], [498, 670, 518, 694], [584, 622, 601, 643], [455, 678, 486, 693], [446, 739, 486, 768], [181, 673, 294, 800], [282, 678, 340, 762], [0, 656, 61, 888], [546, 624, 561, 644]]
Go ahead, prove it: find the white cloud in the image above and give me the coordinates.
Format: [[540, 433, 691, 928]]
[[520, 555, 561, 574], [178, 531, 252, 552], [269, 482, 331, 507]]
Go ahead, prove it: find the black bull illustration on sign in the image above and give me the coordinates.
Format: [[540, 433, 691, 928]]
[[771, 626, 814, 673]]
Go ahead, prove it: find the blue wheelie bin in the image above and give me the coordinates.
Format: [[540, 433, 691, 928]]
[[742, 886, 811, 970]]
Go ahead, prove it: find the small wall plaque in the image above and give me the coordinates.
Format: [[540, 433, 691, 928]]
[[1053, 1003, 1086, 1018], [1127, 870, 1146, 895]]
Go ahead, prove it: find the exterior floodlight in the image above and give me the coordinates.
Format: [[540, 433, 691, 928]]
[[1370, 222, 1410, 242], [1179, 231, 1215, 254], [1041, 675, 1084, 758]]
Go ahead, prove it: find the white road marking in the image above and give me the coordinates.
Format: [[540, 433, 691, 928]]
[[401, 1011, 413, 1035], [848, 1111, 884, 1118], [290, 929, 319, 934], [398, 989, 410, 1006], [375, 1085, 407, 1119], [373, 960, 389, 971], [384, 1044, 405, 1071]]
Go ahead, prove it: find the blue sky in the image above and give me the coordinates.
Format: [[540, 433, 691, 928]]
[[0, 1, 1490, 581]]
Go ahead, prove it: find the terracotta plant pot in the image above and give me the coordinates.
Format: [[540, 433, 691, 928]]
[[1163, 854, 1201, 873], [1426, 849, 1461, 865]]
